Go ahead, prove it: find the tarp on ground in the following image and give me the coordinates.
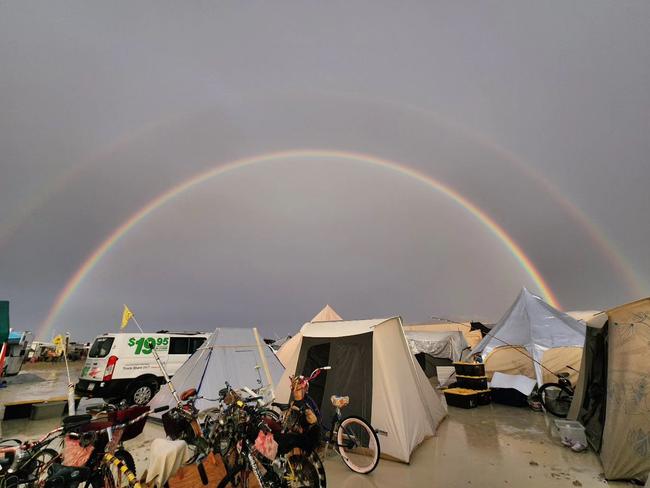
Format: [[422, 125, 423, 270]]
[[471, 288, 585, 385], [149, 327, 284, 414]]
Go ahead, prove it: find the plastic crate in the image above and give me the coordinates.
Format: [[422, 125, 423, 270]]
[[453, 362, 485, 376], [456, 375, 489, 390], [444, 388, 482, 409], [552, 420, 587, 445]]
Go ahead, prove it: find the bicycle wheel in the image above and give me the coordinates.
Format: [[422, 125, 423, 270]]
[[27, 447, 60, 487], [336, 416, 380, 474], [286, 451, 326, 488], [539, 383, 574, 418]]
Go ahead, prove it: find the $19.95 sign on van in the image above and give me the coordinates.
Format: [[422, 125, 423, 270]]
[[128, 336, 168, 354]]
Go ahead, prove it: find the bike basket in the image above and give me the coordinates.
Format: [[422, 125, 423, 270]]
[[62, 436, 94, 467], [330, 395, 349, 409]]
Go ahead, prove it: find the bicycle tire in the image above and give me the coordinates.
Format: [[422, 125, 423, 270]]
[[288, 451, 326, 488], [27, 447, 60, 487], [336, 416, 380, 474], [539, 382, 574, 418]]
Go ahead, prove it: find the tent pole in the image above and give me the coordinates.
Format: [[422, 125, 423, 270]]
[[253, 327, 274, 399]]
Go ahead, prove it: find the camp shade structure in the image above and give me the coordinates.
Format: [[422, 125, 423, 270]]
[[568, 297, 650, 482], [149, 327, 284, 415], [275, 316, 447, 463], [404, 321, 483, 349], [471, 288, 586, 386]]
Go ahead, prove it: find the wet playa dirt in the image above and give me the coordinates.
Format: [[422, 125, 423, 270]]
[[0, 364, 637, 487]]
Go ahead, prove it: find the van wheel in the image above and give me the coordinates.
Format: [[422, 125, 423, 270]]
[[128, 381, 155, 405]]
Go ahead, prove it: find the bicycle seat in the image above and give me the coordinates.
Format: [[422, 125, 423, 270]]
[[331, 395, 349, 409], [557, 372, 570, 379], [271, 402, 290, 411], [62, 414, 92, 431], [180, 388, 197, 401]]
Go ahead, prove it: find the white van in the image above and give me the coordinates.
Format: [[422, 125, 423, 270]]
[[75, 331, 210, 405]]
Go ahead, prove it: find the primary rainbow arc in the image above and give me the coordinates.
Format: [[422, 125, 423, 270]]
[[39, 149, 561, 338]]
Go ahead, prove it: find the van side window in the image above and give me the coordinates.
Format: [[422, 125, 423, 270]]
[[169, 337, 189, 354], [189, 337, 206, 354]]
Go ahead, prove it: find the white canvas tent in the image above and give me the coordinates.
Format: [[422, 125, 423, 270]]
[[471, 288, 586, 385], [149, 327, 284, 414], [275, 317, 447, 463]]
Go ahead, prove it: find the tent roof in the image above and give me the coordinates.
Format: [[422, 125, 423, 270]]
[[301, 317, 392, 338], [472, 288, 585, 356], [310, 304, 343, 323]]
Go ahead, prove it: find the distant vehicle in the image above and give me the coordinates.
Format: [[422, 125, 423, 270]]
[[3, 330, 33, 376], [75, 331, 211, 405], [26, 341, 56, 361]]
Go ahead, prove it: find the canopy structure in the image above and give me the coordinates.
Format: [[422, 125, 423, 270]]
[[275, 316, 447, 463], [404, 322, 482, 349], [471, 288, 585, 385], [569, 297, 650, 482], [310, 304, 342, 323], [404, 330, 470, 362], [149, 327, 284, 414]]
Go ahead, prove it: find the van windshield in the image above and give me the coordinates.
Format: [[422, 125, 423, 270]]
[[89, 337, 114, 358]]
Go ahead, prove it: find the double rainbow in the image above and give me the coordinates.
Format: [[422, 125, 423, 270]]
[[38, 149, 560, 338]]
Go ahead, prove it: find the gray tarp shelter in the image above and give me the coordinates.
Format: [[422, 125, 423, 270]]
[[471, 288, 585, 385]]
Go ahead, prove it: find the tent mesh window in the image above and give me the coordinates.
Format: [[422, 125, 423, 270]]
[[296, 333, 373, 424]]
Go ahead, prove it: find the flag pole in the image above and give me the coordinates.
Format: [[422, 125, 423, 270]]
[[62, 333, 75, 415], [126, 307, 180, 405]]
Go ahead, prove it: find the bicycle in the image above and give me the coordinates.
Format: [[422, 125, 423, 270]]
[[538, 366, 577, 418], [275, 366, 380, 475], [46, 403, 165, 487], [0, 427, 63, 487], [215, 394, 325, 488]]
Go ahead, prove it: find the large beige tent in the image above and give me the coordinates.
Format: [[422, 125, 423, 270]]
[[275, 317, 447, 463], [568, 297, 650, 482], [471, 288, 585, 385]]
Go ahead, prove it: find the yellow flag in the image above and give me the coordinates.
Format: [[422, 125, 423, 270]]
[[121, 305, 134, 329]]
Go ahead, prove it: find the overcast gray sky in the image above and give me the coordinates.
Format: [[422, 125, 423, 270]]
[[1, 1, 649, 341]]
